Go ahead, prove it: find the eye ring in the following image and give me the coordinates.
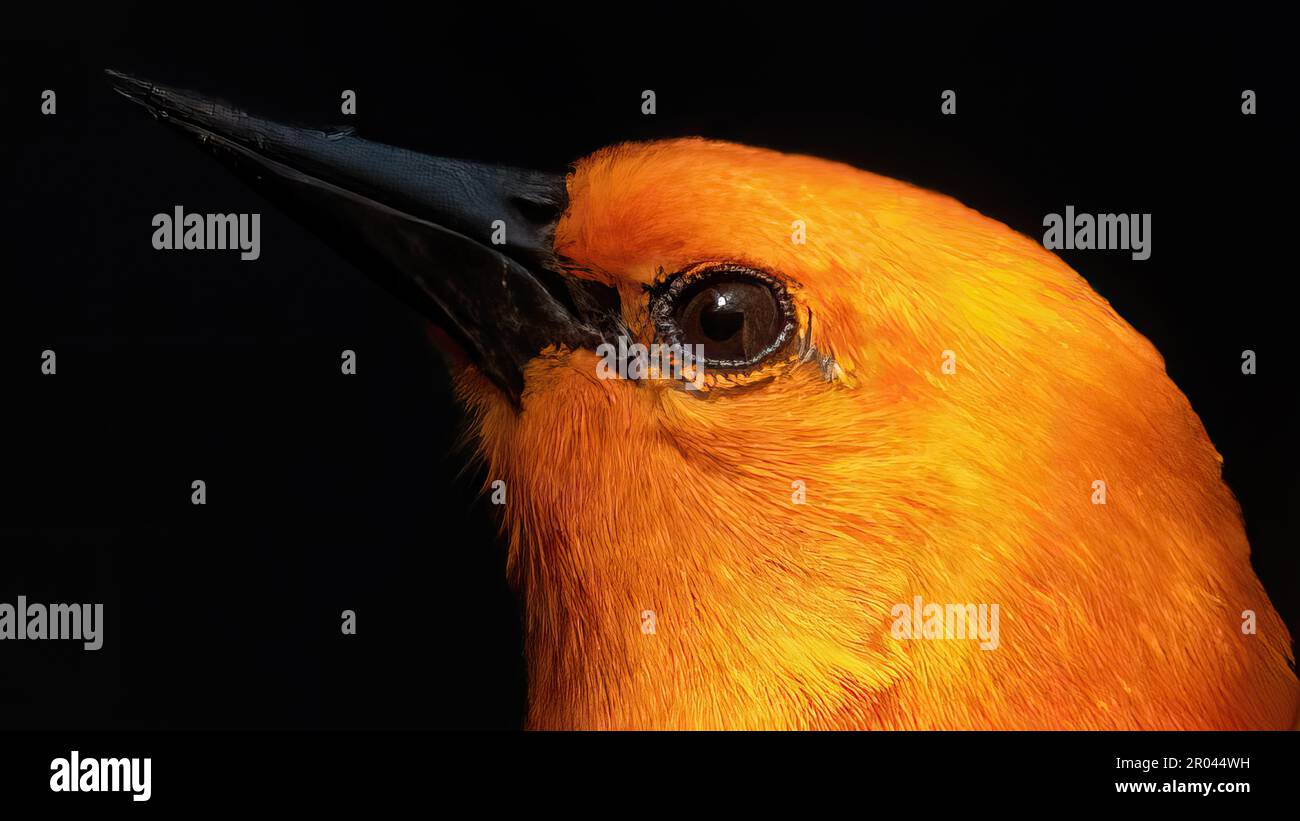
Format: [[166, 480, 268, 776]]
[[649, 263, 798, 370]]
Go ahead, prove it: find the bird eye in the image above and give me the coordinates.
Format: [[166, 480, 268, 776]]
[[651, 264, 797, 369]]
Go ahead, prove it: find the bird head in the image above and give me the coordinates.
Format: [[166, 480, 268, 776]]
[[459, 139, 1294, 730], [110, 73, 1297, 729]]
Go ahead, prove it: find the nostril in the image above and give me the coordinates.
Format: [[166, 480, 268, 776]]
[[510, 194, 560, 227]]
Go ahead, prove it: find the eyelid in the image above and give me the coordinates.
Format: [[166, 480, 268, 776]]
[[653, 262, 788, 298]]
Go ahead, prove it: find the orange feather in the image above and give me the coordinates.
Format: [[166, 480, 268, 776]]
[[456, 138, 1297, 729]]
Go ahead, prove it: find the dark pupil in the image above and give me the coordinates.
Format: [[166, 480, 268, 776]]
[[676, 279, 780, 363], [701, 301, 744, 342]]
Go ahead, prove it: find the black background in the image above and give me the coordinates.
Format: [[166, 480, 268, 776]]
[[1, 9, 1296, 734]]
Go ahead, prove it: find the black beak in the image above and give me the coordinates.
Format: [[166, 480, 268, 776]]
[[105, 69, 622, 405]]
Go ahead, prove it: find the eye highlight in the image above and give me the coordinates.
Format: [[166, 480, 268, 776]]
[[650, 264, 797, 370]]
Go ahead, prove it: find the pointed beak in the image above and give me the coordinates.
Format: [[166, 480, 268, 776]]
[[105, 69, 620, 404]]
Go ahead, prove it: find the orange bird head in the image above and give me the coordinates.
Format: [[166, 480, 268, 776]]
[[114, 74, 1297, 729], [459, 139, 1297, 729]]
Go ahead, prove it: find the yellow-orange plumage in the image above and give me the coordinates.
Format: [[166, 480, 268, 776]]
[[456, 138, 1297, 729]]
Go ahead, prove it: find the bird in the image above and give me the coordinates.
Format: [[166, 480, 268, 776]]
[[107, 70, 1299, 730]]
